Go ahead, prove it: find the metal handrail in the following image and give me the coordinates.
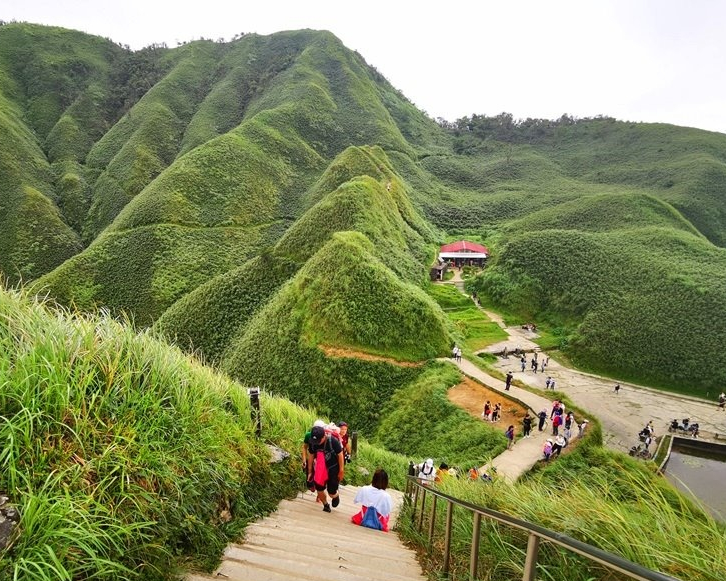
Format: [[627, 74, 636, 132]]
[[404, 476, 681, 581]]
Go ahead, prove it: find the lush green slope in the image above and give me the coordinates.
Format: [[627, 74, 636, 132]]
[[0, 286, 298, 578], [374, 363, 506, 464], [153, 145, 438, 362], [471, 224, 726, 394], [154, 252, 299, 363], [25, 26, 445, 322], [32, 222, 285, 325], [403, 430, 725, 581], [221, 231, 451, 431]]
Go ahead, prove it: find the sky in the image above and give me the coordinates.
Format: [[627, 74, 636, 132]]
[[3, 0, 726, 134]]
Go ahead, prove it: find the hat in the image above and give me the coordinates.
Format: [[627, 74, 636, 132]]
[[546, 438, 553, 443], [313, 419, 325, 428], [310, 425, 325, 445], [425, 458, 434, 467]]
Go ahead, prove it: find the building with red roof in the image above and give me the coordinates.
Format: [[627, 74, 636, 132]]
[[440, 241, 489, 254], [438, 240, 489, 269]]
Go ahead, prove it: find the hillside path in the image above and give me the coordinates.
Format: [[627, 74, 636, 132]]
[[187, 486, 425, 581], [444, 357, 564, 483], [445, 285, 726, 450]]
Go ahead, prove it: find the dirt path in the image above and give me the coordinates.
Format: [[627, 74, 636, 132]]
[[318, 345, 424, 367], [447, 376, 528, 426]]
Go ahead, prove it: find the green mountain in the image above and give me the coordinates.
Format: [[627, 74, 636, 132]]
[[2, 22, 726, 396]]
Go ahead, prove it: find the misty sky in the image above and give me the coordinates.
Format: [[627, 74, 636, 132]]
[[3, 0, 725, 134]]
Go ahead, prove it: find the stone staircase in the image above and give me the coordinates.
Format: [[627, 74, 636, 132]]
[[187, 484, 425, 581]]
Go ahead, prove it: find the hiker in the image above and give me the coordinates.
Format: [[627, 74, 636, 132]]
[[549, 378, 556, 390], [538, 409, 547, 431], [351, 469, 393, 532], [491, 402, 501, 422], [520, 356, 526, 372], [522, 414, 532, 438], [543, 439, 553, 460], [614, 383, 621, 394], [552, 434, 567, 457], [416, 458, 436, 484], [302, 420, 326, 489], [505, 425, 515, 450], [564, 412, 574, 431], [505, 371, 513, 391], [339, 421, 352, 463], [550, 401, 560, 419], [545, 376, 551, 390], [531, 358, 538, 373], [481, 401, 491, 421], [578, 419, 589, 437], [307, 425, 345, 513], [452, 345, 458, 360], [541, 355, 548, 373], [718, 392, 725, 411], [552, 413, 562, 436]]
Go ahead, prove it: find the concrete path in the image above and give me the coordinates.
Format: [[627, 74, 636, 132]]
[[492, 354, 726, 452], [187, 486, 425, 581]]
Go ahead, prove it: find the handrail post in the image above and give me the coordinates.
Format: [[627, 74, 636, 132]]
[[443, 501, 453, 576], [418, 488, 427, 532], [523, 533, 540, 581], [411, 483, 420, 524], [428, 495, 438, 546], [470, 512, 481, 580]]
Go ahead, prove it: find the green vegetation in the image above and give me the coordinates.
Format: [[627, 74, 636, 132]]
[[426, 284, 507, 352], [0, 287, 300, 578], [154, 252, 299, 363], [401, 429, 725, 581], [470, 225, 726, 395], [221, 232, 450, 432], [374, 363, 506, 465], [32, 222, 282, 326]]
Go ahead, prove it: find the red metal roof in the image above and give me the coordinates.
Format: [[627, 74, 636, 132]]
[[440, 240, 489, 254]]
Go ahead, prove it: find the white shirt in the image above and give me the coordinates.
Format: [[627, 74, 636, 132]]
[[353, 485, 393, 517]]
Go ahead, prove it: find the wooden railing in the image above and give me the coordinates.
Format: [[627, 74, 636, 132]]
[[404, 476, 681, 581]]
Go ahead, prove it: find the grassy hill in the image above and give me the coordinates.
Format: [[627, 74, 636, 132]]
[[0, 285, 423, 579], [10, 25, 444, 322], [220, 231, 451, 431]]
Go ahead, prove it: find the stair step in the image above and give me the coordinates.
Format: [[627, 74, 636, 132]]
[[234, 539, 423, 574], [240, 526, 416, 561], [222, 544, 424, 581]]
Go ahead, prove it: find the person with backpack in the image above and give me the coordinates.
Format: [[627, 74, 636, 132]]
[[351, 469, 393, 532], [522, 414, 532, 438], [505, 425, 515, 450], [338, 421, 352, 463], [416, 458, 436, 484], [538, 409, 547, 431], [307, 425, 345, 513]]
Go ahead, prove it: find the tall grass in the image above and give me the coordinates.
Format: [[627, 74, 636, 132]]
[[0, 288, 310, 579], [400, 439, 725, 581]]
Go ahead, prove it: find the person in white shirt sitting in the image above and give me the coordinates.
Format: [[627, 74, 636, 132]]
[[351, 469, 393, 531]]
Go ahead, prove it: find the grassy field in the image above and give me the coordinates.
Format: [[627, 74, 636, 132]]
[[426, 283, 507, 352]]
